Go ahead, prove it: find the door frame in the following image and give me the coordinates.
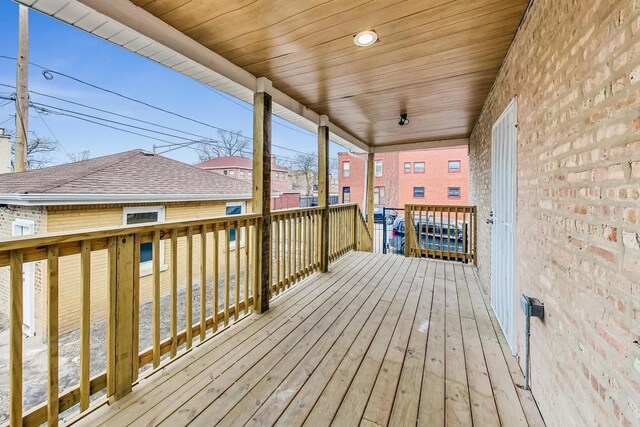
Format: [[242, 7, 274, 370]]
[[490, 98, 518, 354], [12, 218, 36, 337]]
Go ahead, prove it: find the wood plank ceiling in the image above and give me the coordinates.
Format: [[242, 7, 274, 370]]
[[130, 0, 529, 148]]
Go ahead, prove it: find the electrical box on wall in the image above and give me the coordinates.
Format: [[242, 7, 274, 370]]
[[520, 294, 544, 318]]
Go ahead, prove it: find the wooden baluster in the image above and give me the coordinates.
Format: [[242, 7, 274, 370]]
[[454, 208, 459, 262], [293, 214, 298, 283], [447, 206, 451, 261], [9, 250, 22, 426], [275, 218, 280, 294], [152, 231, 161, 368], [213, 223, 219, 331], [47, 246, 59, 426], [170, 229, 178, 357], [224, 224, 230, 326], [473, 206, 478, 265], [200, 224, 207, 341], [186, 227, 193, 350], [244, 220, 250, 314], [132, 236, 140, 380], [287, 215, 292, 287], [235, 220, 241, 321], [80, 240, 91, 410], [307, 213, 311, 273]]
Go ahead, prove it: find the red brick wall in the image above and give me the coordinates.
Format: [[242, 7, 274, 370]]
[[338, 147, 469, 211], [398, 146, 469, 206], [271, 193, 300, 210], [469, 1, 640, 425]]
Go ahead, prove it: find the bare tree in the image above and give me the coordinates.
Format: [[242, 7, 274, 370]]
[[195, 129, 250, 161], [329, 158, 339, 179], [10, 133, 58, 170], [290, 153, 318, 196], [67, 150, 91, 163]]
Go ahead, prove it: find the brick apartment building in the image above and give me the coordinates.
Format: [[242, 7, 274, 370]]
[[195, 155, 300, 209], [338, 146, 469, 210]]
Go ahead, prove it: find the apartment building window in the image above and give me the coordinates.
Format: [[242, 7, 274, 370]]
[[448, 160, 461, 173], [226, 202, 245, 244], [123, 206, 165, 275], [448, 187, 461, 198], [342, 187, 351, 203], [343, 161, 350, 177], [414, 162, 425, 173], [229, 170, 235, 177], [248, 171, 253, 178], [404, 162, 411, 173], [374, 186, 385, 205], [223, 170, 228, 175], [413, 187, 425, 198], [239, 170, 245, 179], [375, 160, 383, 177]]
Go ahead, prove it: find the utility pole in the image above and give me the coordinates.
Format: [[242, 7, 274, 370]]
[[14, 4, 29, 172]]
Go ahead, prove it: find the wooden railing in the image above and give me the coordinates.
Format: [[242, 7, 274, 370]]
[[404, 204, 477, 263], [0, 214, 261, 426], [0, 203, 373, 426], [270, 207, 322, 296]]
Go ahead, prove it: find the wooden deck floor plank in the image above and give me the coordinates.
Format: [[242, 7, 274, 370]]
[[68, 253, 544, 427], [75, 252, 368, 426], [195, 255, 400, 425], [221, 256, 405, 426], [361, 259, 431, 426], [387, 259, 436, 426], [102, 253, 373, 426], [418, 262, 446, 426], [271, 257, 413, 427], [455, 264, 500, 427], [157, 254, 390, 426], [463, 266, 528, 426], [329, 260, 421, 426], [471, 267, 546, 427], [444, 262, 472, 426]]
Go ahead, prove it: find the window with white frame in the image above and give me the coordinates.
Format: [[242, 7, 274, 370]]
[[404, 162, 411, 173], [239, 170, 245, 179], [414, 162, 425, 173], [375, 160, 383, 177], [123, 206, 165, 274], [229, 170, 235, 177], [448, 160, 461, 173], [343, 161, 350, 177]]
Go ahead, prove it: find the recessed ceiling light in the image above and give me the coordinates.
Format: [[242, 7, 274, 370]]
[[354, 30, 378, 47]]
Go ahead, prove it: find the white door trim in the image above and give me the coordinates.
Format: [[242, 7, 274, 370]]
[[12, 218, 36, 337], [491, 98, 518, 354]]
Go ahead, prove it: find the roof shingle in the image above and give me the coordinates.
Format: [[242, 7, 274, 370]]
[[0, 150, 252, 196]]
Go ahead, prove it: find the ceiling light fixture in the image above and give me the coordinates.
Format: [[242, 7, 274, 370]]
[[354, 30, 378, 47], [399, 113, 409, 126]]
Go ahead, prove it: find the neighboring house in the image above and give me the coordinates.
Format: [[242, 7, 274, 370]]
[[338, 146, 469, 211], [195, 155, 300, 209], [0, 150, 253, 337]]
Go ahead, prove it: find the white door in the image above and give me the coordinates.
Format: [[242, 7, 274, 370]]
[[491, 99, 517, 353], [12, 220, 36, 337]]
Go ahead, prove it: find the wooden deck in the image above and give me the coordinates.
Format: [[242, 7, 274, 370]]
[[71, 252, 544, 426]]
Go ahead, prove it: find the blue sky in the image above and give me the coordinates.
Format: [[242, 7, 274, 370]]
[[0, 0, 345, 166]]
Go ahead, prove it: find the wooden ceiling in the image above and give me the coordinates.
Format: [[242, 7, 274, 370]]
[[130, 0, 529, 148]]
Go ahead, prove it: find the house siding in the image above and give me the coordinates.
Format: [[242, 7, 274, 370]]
[[469, 0, 640, 425], [44, 200, 251, 335], [0, 206, 46, 336]]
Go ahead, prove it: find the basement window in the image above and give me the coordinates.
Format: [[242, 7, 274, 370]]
[[123, 205, 166, 276]]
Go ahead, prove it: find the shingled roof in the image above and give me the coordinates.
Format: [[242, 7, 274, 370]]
[[0, 150, 254, 205]]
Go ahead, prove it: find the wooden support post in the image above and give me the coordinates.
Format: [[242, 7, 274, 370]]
[[107, 235, 136, 401], [253, 77, 272, 314], [318, 116, 330, 272], [366, 152, 375, 243]]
